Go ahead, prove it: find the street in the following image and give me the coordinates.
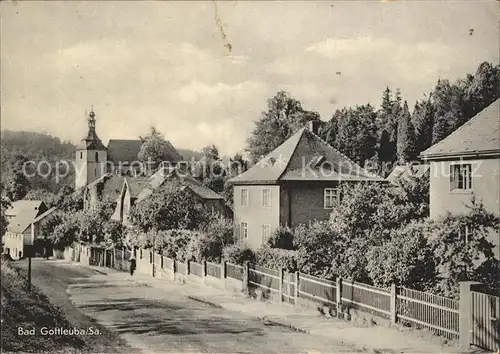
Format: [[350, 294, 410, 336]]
[[13, 259, 361, 353]]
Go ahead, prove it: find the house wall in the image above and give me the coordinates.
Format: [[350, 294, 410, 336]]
[[3, 230, 30, 259], [429, 158, 500, 258], [289, 185, 333, 227], [233, 185, 280, 250]]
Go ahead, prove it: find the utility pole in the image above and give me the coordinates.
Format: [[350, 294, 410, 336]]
[[152, 229, 156, 277]]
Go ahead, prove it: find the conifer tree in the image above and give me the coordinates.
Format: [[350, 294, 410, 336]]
[[397, 101, 417, 163]]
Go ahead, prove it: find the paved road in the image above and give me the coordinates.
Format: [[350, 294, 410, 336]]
[[15, 259, 361, 353]]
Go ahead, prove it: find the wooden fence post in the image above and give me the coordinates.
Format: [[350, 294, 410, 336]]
[[336, 277, 342, 315], [112, 248, 116, 268], [459, 281, 484, 349], [278, 267, 284, 303], [390, 283, 397, 324], [186, 260, 190, 275], [173, 259, 177, 274], [203, 260, 207, 277], [294, 271, 299, 303], [222, 260, 227, 279]]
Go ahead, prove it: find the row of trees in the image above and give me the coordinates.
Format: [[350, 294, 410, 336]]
[[245, 62, 500, 175]]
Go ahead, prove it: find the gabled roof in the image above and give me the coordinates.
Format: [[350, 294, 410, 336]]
[[420, 99, 500, 159], [107, 139, 184, 164], [32, 207, 58, 223], [6, 200, 47, 234], [124, 178, 150, 198], [135, 167, 223, 202], [229, 128, 383, 184], [86, 173, 125, 202], [5, 200, 46, 218]]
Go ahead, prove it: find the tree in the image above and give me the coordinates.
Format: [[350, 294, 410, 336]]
[[138, 126, 176, 170], [246, 91, 321, 162], [396, 101, 417, 163], [412, 97, 435, 153], [331, 105, 378, 166], [3, 155, 30, 201], [51, 214, 80, 250], [464, 62, 500, 119], [0, 191, 10, 242], [222, 153, 249, 207], [129, 183, 210, 232], [24, 189, 56, 207], [56, 187, 84, 212], [192, 144, 226, 193], [431, 79, 465, 144], [374, 88, 398, 164]]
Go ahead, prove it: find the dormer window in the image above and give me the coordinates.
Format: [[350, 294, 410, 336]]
[[95, 152, 99, 162]]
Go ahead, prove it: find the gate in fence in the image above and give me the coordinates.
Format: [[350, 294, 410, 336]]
[[471, 291, 500, 352]]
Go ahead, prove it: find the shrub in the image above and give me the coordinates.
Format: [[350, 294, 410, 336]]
[[366, 221, 436, 290], [266, 226, 294, 250], [222, 243, 256, 265], [255, 246, 298, 271], [293, 221, 339, 279], [427, 198, 500, 298], [157, 229, 202, 262]]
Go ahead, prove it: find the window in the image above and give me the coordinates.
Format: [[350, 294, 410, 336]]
[[240, 222, 248, 239], [262, 188, 271, 207], [450, 164, 472, 191], [95, 152, 99, 162], [324, 188, 340, 209], [458, 225, 473, 243], [94, 168, 97, 177], [80, 151, 83, 159], [240, 188, 249, 206], [261, 224, 271, 243]]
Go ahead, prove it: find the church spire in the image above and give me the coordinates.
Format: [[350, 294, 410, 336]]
[[86, 106, 99, 141]]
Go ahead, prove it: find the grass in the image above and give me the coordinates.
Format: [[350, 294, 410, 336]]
[[0, 259, 87, 353]]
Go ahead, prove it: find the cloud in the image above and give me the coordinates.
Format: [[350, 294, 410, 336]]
[[305, 36, 393, 58]]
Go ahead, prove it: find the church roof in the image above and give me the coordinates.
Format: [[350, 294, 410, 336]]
[[420, 99, 500, 159], [229, 127, 383, 184], [107, 139, 183, 164]]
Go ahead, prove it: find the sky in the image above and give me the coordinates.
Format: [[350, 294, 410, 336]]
[[1, 1, 499, 156]]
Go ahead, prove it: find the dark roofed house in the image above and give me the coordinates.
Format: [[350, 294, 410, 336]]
[[229, 123, 385, 249], [420, 98, 500, 259], [112, 167, 229, 224]]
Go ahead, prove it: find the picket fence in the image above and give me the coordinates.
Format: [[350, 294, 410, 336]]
[[64, 245, 499, 352]]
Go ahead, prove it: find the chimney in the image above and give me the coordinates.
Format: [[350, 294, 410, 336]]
[[307, 120, 322, 134]]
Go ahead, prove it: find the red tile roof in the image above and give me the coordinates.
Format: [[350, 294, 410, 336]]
[[420, 99, 500, 159]]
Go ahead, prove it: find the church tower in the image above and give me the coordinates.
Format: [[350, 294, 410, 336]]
[[75, 108, 108, 190]]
